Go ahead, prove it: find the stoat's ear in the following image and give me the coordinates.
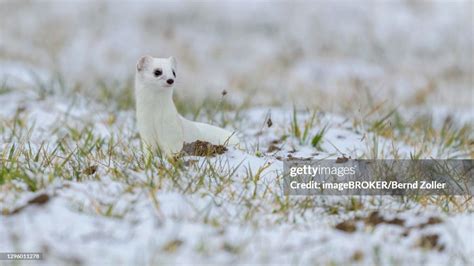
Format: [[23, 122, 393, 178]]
[[137, 55, 151, 72], [169, 56, 177, 70]]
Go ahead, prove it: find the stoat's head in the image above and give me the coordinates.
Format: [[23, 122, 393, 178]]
[[135, 56, 177, 91]]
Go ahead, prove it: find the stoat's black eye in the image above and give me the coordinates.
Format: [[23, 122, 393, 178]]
[[154, 69, 162, 77], [172, 70, 176, 77]]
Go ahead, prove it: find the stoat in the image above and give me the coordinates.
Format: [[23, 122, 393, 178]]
[[134, 56, 239, 155]]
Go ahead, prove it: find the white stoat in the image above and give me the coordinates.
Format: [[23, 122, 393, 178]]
[[134, 55, 239, 155]]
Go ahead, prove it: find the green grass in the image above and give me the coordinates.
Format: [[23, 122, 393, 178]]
[[290, 106, 329, 150], [363, 107, 473, 159], [0, 75, 473, 266], [0, 75, 473, 219]]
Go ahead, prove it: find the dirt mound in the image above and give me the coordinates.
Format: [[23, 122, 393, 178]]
[[181, 140, 227, 157]]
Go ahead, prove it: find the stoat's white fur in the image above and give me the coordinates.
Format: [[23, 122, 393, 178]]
[[135, 56, 239, 155]]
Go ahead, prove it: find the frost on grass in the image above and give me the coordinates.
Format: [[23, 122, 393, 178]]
[[0, 86, 472, 265]]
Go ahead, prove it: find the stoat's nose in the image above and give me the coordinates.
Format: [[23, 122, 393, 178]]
[[167, 79, 174, 85]]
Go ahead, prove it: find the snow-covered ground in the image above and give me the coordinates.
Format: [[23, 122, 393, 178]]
[[0, 1, 473, 265], [1, 89, 472, 265]]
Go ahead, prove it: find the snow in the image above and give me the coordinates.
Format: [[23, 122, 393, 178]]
[[0, 89, 472, 265]]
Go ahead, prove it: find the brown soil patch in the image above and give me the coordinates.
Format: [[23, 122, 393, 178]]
[[335, 155, 350, 163], [335, 220, 357, 233], [181, 140, 227, 157], [8, 193, 51, 215], [364, 211, 405, 227], [83, 165, 98, 175], [267, 144, 281, 153], [417, 234, 445, 251], [334, 211, 444, 246]]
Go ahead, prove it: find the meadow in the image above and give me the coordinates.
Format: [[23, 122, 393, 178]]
[[0, 1, 472, 265]]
